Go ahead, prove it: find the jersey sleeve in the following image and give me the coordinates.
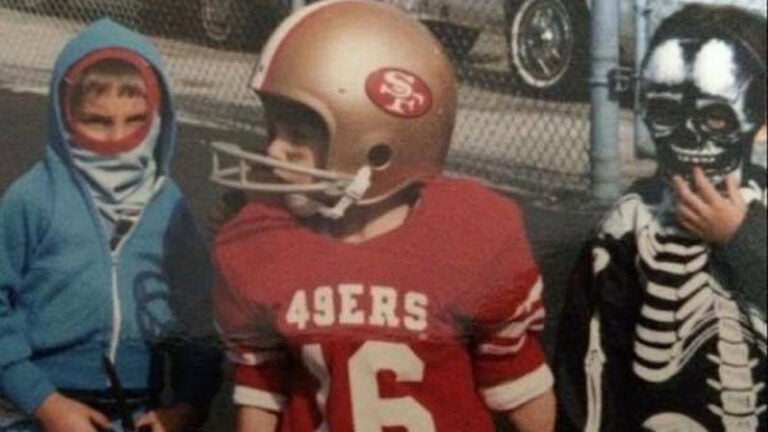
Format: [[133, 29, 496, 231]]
[[466, 204, 554, 412], [212, 270, 289, 412]]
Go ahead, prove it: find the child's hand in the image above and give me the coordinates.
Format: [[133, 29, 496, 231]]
[[135, 403, 203, 432], [672, 167, 747, 244], [34, 392, 110, 432]]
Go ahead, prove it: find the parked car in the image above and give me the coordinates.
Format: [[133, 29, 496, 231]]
[[196, 0, 481, 54], [385, 0, 765, 93], [199, 0, 292, 48], [385, 0, 629, 93], [8, 0, 762, 92], [7, 0, 45, 8], [200, 0, 481, 57], [379, 0, 483, 60], [505, 0, 592, 92]]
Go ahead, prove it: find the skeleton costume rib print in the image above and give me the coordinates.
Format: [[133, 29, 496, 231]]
[[581, 172, 767, 432], [556, 5, 767, 432]]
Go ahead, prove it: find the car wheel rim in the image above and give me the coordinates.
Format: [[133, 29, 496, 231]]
[[201, 0, 233, 42], [512, 0, 574, 88]]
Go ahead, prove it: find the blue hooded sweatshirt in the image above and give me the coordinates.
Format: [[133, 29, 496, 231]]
[[0, 19, 220, 414]]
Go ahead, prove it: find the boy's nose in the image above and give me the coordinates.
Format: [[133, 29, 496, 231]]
[[267, 136, 297, 162], [266, 136, 314, 184], [108, 124, 130, 142]]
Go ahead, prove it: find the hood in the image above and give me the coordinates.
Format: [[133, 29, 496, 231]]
[[47, 18, 176, 175]]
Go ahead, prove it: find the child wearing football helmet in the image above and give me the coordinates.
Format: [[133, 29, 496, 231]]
[[556, 5, 767, 432], [210, 1, 556, 431], [0, 19, 220, 432]]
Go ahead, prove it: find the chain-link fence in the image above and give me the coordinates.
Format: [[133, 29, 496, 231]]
[[0, 0, 597, 195], [2, 0, 761, 195]]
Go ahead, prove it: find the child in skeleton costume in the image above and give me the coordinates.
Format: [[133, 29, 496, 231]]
[[555, 5, 767, 432], [0, 19, 220, 432]]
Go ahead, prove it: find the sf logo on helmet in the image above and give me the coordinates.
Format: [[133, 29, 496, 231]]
[[366, 68, 432, 118]]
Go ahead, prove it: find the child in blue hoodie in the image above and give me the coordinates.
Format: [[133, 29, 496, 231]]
[[0, 19, 220, 432]]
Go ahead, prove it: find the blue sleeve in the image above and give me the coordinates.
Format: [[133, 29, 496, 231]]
[[0, 175, 57, 413], [163, 195, 222, 408]]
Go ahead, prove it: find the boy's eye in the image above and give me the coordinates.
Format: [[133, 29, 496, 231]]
[[292, 128, 313, 141], [697, 104, 738, 134], [645, 98, 684, 129], [80, 116, 113, 127], [126, 114, 148, 124], [290, 125, 324, 142], [706, 116, 727, 130]]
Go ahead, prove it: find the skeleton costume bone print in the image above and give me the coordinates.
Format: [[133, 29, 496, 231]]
[[555, 5, 767, 432], [583, 174, 767, 432]]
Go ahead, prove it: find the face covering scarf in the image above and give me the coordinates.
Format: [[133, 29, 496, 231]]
[[69, 115, 161, 238]]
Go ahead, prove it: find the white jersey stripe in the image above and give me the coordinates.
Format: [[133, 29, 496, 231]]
[[497, 307, 546, 339], [478, 334, 528, 355], [234, 385, 287, 411], [510, 277, 543, 319], [481, 364, 554, 411]]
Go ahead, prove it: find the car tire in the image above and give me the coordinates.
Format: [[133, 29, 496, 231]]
[[505, 0, 589, 94], [419, 19, 481, 63], [199, 0, 287, 50], [138, 0, 200, 39], [7, 0, 53, 12]]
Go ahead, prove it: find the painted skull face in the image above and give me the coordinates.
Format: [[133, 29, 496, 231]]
[[642, 37, 762, 182]]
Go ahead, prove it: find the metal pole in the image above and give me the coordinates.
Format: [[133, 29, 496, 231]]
[[589, 0, 621, 201], [634, 0, 654, 158]]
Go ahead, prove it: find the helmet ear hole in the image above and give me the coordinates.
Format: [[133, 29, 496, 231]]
[[367, 144, 392, 170]]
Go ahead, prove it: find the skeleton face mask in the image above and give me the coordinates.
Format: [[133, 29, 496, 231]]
[[641, 37, 764, 183]]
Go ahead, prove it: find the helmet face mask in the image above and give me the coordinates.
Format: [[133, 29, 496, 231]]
[[641, 36, 765, 184], [210, 0, 457, 218]]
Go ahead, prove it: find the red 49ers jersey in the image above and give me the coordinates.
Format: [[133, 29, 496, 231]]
[[213, 177, 553, 431]]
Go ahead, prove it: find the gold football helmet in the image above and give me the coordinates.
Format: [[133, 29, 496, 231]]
[[211, 0, 457, 218]]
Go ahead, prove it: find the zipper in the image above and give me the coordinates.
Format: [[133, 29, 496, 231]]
[[107, 254, 122, 363], [104, 177, 167, 364], [60, 130, 170, 374]]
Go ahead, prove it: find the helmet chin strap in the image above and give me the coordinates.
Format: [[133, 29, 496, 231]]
[[286, 166, 372, 220]]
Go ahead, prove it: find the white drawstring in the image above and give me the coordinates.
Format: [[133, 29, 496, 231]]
[[318, 166, 372, 220]]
